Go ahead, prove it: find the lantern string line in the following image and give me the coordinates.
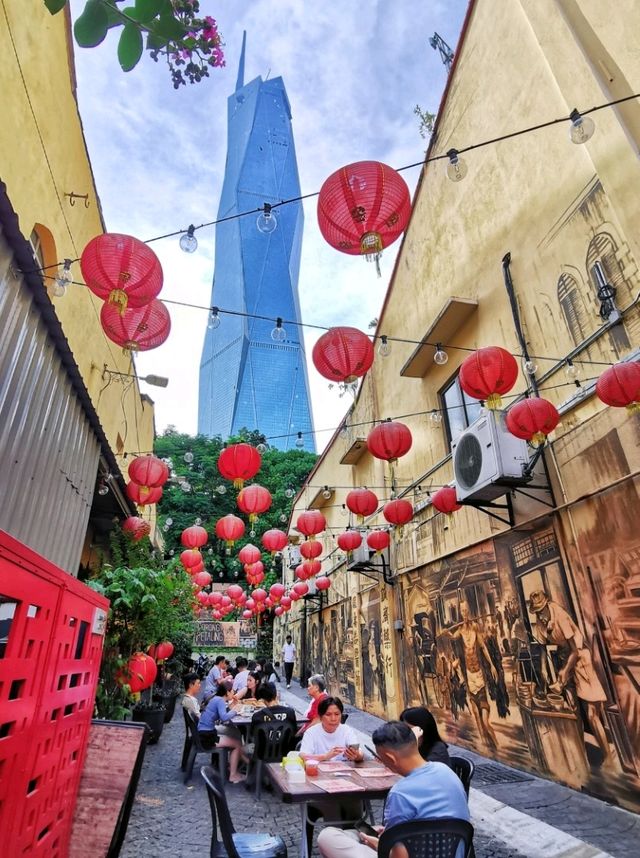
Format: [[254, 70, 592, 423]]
[[27, 91, 640, 275]]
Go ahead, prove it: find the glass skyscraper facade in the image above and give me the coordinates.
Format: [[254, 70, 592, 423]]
[[198, 36, 315, 452]]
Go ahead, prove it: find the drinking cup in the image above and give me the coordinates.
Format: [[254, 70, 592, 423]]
[[305, 758, 319, 777]]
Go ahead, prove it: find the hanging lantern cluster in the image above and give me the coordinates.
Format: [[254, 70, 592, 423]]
[[218, 443, 261, 488], [312, 326, 374, 385], [126, 455, 169, 508], [459, 346, 519, 410]]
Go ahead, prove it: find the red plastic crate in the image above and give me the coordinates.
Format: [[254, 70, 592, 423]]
[[0, 531, 109, 856]]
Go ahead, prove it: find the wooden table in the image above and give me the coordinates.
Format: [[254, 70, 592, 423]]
[[266, 761, 399, 858]]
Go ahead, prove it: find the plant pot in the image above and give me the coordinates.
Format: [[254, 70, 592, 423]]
[[131, 706, 166, 744], [161, 693, 179, 724]]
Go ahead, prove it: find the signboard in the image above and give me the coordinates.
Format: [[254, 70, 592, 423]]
[[194, 619, 257, 650]]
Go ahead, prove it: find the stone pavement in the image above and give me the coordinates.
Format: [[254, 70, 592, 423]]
[[120, 681, 640, 858]]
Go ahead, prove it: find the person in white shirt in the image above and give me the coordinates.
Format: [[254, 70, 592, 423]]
[[181, 673, 202, 719], [282, 635, 296, 688], [232, 657, 249, 695], [300, 696, 364, 762], [203, 655, 227, 701]]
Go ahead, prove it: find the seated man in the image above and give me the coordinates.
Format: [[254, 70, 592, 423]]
[[202, 655, 226, 701], [252, 681, 297, 737], [232, 657, 249, 696], [318, 721, 469, 858], [298, 673, 328, 735], [181, 672, 201, 718]]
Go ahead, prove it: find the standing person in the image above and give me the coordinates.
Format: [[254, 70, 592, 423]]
[[317, 721, 469, 858], [298, 674, 328, 735], [282, 635, 297, 688], [198, 684, 249, 783], [399, 706, 451, 766], [181, 673, 202, 719]]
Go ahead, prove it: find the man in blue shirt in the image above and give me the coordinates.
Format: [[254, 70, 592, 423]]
[[317, 721, 470, 858]]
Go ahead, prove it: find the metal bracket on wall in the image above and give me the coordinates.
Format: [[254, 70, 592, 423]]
[[64, 191, 90, 208], [461, 497, 515, 527], [351, 554, 396, 586]]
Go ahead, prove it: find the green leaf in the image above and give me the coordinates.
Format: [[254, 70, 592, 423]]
[[118, 22, 144, 71], [151, 12, 186, 41], [44, 0, 68, 13], [146, 31, 169, 50], [134, 0, 164, 22], [74, 0, 110, 48]]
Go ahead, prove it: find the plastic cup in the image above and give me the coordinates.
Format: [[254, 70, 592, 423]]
[[305, 758, 319, 777]]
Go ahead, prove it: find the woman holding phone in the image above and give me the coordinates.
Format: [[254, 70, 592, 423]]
[[300, 696, 364, 761]]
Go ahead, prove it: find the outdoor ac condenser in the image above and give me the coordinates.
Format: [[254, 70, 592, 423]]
[[452, 410, 529, 502]]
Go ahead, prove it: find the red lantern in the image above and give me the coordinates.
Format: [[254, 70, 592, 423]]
[[81, 233, 163, 312], [261, 529, 288, 554], [301, 559, 321, 578], [128, 456, 168, 496], [215, 514, 246, 548], [100, 299, 171, 352], [337, 530, 362, 554], [367, 421, 412, 462], [242, 609, 253, 619], [209, 591, 223, 605], [190, 561, 205, 576], [194, 570, 212, 587], [180, 549, 203, 570], [315, 576, 331, 591], [300, 540, 323, 560], [289, 590, 301, 602], [312, 327, 374, 383], [126, 482, 162, 506], [596, 361, 640, 413], [237, 484, 272, 523], [155, 641, 174, 661], [506, 398, 560, 446], [431, 486, 462, 516], [292, 581, 309, 597], [383, 499, 414, 528], [252, 588, 268, 602], [181, 525, 208, 549], [238, 544, 261, 565], [227, 584, 245, 602], [269, 583, 286, 601], [217, 444, 261, 488], [366, 530, 390, 554], [244, 560, 264, 576], [280, 595, 292, 610], [274, 606, 285, 617], [122, 516, 151, 542], [296, 510, 326, 540], [220, 595, 232, 607], [117, 652, 157, 693], [346, 488, 379, 522], [459, 346, 519, 409], [265, 597, 274, 609], [317, 161, 411, 272], [212, 609, 222, 620]]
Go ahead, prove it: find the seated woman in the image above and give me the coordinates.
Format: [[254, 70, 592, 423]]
[[399, 705, 451, 766], [232, 671, 265, 706], [198, 684, 250, 783]]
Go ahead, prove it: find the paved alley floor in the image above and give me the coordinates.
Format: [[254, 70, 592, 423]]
[[120, 681, 639, 858]]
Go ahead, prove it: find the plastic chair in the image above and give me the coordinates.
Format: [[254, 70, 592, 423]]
[[181, 707, 193, 771], [341, 713, 349, 724], [183, 711, 228, 785], [378, 818, 474, 858], [201, 765, 288, 858], [250, 722, 296, 799], [450, 756, 474, 797]]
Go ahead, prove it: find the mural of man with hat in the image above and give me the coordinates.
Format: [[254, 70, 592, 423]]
[[528, 590, 611, 765]]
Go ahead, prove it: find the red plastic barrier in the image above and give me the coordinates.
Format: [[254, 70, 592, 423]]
[[0, 530, 109, 857]]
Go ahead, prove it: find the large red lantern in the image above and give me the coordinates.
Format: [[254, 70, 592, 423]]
[[81, 233, 163, 312], [237, 484, 272, 523], [155, 641, 174, 662], [126, 482, 162, 506], [596, 361, 640, 413], [194, 570, 212, 587], [459, 347, 519, 409], [252, 588, 268, 602], [315, 576, 331, 591], [367, 421, 413, 462], [292, 581, 309, 597], [506, 398, 560, 446], [300, 559, 321, 579], [227, 584, 245, 602], [100, 299, 171, 351], [280, 595, 292, 609], [181, 525, 208, 549], [383, 499, 414, 528], [217, 444, 261, 488], [300, 540, 323, 560], [238, 544, 261, 565], [122, 516, 150, 542], [431, 486, 462, 516], [346, 488, 379, 522], [366, 530, 390, 554], [312, 327, 374, 384], [117, 651, 157, 693], [215, 514, 246, 548], [269, 583, 286, 602], [244, 560, 265, 577], [128, 455, 168, 497], [296, 510, 326, 541], [261, 529, 288, 554], [242, 609, 253, 619], [180, 549, 202, 570], [317, 161, 411, 273], [337, 530, 362, 554]]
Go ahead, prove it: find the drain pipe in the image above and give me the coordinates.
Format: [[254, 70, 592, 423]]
[[502, 252, 539, 397]]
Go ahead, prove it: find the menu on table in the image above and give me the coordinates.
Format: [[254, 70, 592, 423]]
[[355, 768, 395, 778], [315, 778, 366, 793]]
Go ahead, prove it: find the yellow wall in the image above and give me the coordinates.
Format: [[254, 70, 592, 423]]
[[0, 1, 155, 491], [277, 0, 640, 810]]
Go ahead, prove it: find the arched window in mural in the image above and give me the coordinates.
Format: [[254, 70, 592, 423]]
[[29, 223, 57, 291], [557, 271, 590, 345], [586, 231, 635, 308]]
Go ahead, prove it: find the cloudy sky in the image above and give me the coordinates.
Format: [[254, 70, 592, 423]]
[[71, 0, 468, 452]]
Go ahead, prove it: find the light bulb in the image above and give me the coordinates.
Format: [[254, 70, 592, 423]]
[[378, 335, 391, 357], [97, 479, 109, 496], [271, 318, 287, 342], [569, 109, 595, 144], [208, 307, 221, 330], [169, 549, 174, 556], [179, 224, 198, 253], [285, 487, 295, 499], [256, 443, 267, 453], [195, 517, 202, 525], [165, 517, 173, 526], [219, 571, 224, 578], [565, 359, 579, 379], [279, 514, 287, 523], [184, 451, 194, 463], [446, 149, 468, 182], [234, 570, 239, 578], [208, 547, 213, 554], [163, 524, 169, 532], [257, 203, 277, 234], [216, 484, 227, 495], [433, 343, 449, 365], [524, 359, 538, 375], [322, 487, 332, 499], [295, 432, 304, 449], [429, 410, 443, 425], [340, 504, 348, 518], [181, 481, 192, 493], [250, 530, 256, 538], [53, 259, 73, 296]]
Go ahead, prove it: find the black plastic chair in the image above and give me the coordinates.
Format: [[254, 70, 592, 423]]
[[378, 818, 474, 858], [201, 765, 288, 858], [181, 707, 193, 771], [183, 711, 228, 785], [450, 756, 474, 798], [341, 713, 349, 724], [249, 722, 295, 799]]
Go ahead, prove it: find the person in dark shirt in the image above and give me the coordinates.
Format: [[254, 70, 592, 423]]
[[251, 681, 297, 740], [400, 705, 451, 766]]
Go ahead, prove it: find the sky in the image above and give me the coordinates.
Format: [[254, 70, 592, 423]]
[[70, 0, 469, 453]]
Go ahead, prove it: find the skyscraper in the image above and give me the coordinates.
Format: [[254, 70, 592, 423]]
[[198, 35, 315, 452]]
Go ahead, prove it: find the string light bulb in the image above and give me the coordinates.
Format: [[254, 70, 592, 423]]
[[569, 109, 595, 144], [279, 513, 287, 523], [180, 481, 192, 492], [97, 478, 109, 496], [429, 410, 443, 424], [208, 307, 221, 330], [165, 517, 173, 526], [52, 258, 73, 297], [216, 484, 227, 495], [179, 224, 198, 253], [565, 358, 579, 379], [295, 432, 304, 449], [524, 359, 538, 375], [256, 202, 277, 234], [446, 149, 468, 182], [378, 335, 391, 357], [256, 443, 267, 453], [184, 451, 194, 463], [433, 343, 449, 365], [271, 317, 287, 342], [285, 487, 295, 499], [322, 486, 332, 499]]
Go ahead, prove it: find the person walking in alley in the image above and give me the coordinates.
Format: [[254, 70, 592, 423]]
[[282, 634, 296, 688]]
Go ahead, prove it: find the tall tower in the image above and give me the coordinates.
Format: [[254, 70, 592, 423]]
[[198, 35, 315, 452]]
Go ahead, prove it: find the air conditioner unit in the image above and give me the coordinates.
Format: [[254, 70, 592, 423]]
[[452, 410, 529, 502], [288, 546, 302, 569], [347, 533, 390, 572]]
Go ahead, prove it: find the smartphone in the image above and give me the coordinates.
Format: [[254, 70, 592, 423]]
[[355, 821, 379, 839], [347, 743, 360, 751]]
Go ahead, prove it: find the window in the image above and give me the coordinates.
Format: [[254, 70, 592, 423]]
[[439, 375, 482, 445], [557, 272, 590, 345], [30, 229, 45, 269]]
